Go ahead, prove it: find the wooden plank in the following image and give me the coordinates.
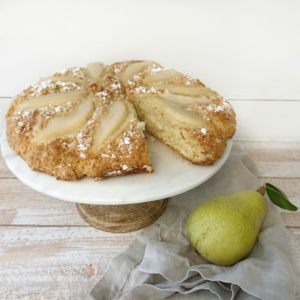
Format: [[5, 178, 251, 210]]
[[239, 141, 300, 177], [0, 282, 95, 300], [282, 213, 300, 228], [0, 229, 134, 264], [0, 226, 136, 299], [0, 178, 299, 226], [0, 179, 85, 226], [0, 226, 298, 298]]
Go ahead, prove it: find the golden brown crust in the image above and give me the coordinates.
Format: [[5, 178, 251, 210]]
[[6, 121, 152, 180]]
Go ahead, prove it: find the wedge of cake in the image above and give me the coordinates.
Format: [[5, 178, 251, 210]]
[[113, 60, 236, 164], [6, 63, 152, 180]]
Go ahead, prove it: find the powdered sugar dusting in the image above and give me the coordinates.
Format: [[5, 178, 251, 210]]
[[96, 91, 109, 100], [75, 107, 102, 158], [118, 124, 143, 156], [206, 101, 230, 112], [123, 137, 130, 145], [149, 65, 163, 75], [40, 101, 74, 118], [111, 82, 121, 91], [105, 170, 122, 177], [23, 80, 81, 98], [12, 110, 34, 134], [200, 128, 207, 135], [130, 86, 156, 95]]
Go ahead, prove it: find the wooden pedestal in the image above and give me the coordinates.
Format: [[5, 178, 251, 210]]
[[76, 199, 168, 233]]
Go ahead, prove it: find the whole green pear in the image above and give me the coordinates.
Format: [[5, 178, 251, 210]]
[[186, 190, 267, 266]]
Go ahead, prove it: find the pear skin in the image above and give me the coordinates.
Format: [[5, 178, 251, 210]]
[[186, 190, 267, 266]]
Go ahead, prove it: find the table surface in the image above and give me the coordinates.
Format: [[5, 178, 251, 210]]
[[0, 100, 299, 299]]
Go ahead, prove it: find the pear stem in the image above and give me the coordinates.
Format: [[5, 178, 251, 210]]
[[256, 186, 266, 196]]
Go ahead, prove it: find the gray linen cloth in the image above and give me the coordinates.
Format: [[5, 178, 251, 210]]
[[92, 146, 300, 300]]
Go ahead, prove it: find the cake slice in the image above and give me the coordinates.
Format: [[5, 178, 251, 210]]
[[114, 60, 236, 165]]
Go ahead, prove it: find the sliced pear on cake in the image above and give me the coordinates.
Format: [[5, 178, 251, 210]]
[[86, 62, 105, 79], [45, 76, 85, 83], [159, 93, 212, 105], [18, 90, 87, 111], [144, 69, 181, 82], [142, 96, 203, 127], [152, 84, 215, 97], [92, 101, 128, 148], [118, 61, 155, 84], [32, 98, 94, 143]]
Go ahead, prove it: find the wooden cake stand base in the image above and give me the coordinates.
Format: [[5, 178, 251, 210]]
[[76, 199, 168, 233]]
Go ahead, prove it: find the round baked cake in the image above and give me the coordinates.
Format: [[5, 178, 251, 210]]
[[6, 60, 236, 180]]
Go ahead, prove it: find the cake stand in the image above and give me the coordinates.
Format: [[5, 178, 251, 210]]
[[1, 133, 232, 232]]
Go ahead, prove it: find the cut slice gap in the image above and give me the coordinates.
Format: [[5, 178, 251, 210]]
[[152, 84, 214, 97], [160, 93, 212, 105], [118, 61, 155, 84], [18, 90, 87, 110], [32, 98, 94, 144], [92, 101, 128, 149], [144, 69, 181, 82], [86, 62, 105, 79]]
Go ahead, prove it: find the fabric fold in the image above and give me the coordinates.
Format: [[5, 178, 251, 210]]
[[92, 146, 300, 300]]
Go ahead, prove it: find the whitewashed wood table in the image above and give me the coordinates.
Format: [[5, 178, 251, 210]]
[[0, 99, 299, 299]]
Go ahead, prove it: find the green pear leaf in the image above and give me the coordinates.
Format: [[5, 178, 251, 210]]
[[265, 183, 298, 211]]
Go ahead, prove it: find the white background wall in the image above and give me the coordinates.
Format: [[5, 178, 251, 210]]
[[1, 0, 299, 140]]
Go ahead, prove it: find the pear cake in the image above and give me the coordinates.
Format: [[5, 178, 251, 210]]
[[6, 60, 236, 180]]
